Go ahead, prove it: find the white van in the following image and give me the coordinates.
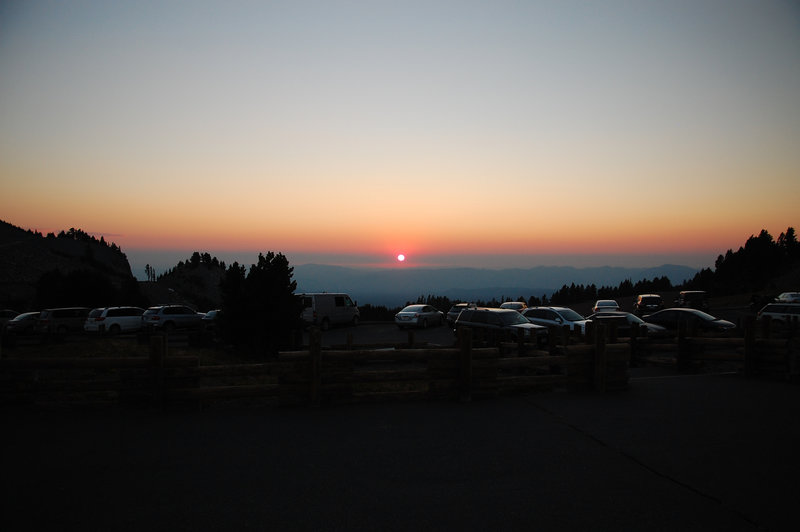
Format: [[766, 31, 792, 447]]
[[299, 293, 359, 330]]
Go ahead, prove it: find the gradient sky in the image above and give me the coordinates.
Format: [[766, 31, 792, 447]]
[[1, 1, 798, 275]]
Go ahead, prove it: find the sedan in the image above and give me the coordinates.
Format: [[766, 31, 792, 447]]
[[776, 292, 800, 303], [592, 299, 620, 313], [643, 308, 736, 333], [522, 306, 590, 334], [3, 311, 39, 336], [394, 305, 444, 329], [584, 311, 668, 337]]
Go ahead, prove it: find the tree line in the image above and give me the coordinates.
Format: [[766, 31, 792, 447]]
[[23, 225, 799, 357]]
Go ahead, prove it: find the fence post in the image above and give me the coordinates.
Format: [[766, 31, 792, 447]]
[[584, 322, 594, 345], [562, 324, 571, 348], [629, 322, 639, 367], [676, 321, 690, 372], [744, 316, 756, 378], [594, 323, 607, 392], [149, 334, 165, 406], [309, 328, 321, 407], [548, 326, 558, 355], [760, 315, 771, 340], [459, 328, 473, 402]]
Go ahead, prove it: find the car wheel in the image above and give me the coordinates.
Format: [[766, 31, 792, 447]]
[[109, 324, 121, 335]]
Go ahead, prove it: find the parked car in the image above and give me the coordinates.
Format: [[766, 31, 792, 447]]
[[775, 292, 800, 303], [757, 303, 800, 327], [499, 301, 527, 312], [394, 304, 444, 329], [642, 308, 735, 333], [142, 305, 204, 332], [84, 306, 144, 334], [0, 309, 19, 332], [299, 293, 359, 330], [584, 311, 668, 337], [633, 294, 664, 316], [674, 290, 709, 311], [454, 307, 548, 346], [446, 303, 473, 327], [202, 309, 221, 331], [521, 306, 590, 334], [2, 311, 39, 336], [36, 307, 90, 335], [591, 299, 620, 314]]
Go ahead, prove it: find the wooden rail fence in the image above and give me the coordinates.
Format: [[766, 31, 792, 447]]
[[1, 317, 796, 408]]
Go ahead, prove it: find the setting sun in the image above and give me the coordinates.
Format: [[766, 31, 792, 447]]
[[397, 254, 405, 262]]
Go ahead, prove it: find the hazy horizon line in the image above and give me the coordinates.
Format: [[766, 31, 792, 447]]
[[126, 248, 712, 281]]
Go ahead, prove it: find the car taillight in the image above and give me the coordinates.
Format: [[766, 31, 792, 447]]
[[95, 317, 105, 322]]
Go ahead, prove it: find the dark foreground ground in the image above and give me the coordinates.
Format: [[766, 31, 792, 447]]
[[3, 367, 798, 531]]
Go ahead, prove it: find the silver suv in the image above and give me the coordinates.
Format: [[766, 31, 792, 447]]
[[142, 305, 204, 332], [454, 307, 548, 346]]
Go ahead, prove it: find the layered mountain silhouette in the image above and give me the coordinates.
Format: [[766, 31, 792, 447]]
[[293, 263, 698, 307]]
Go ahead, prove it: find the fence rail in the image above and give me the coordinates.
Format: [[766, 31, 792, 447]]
[[1, 317, 797, 408]]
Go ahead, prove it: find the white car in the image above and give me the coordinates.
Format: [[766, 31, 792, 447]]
[[499, 301, 527, 312], [84, 306, 145, 334], [775, 292, 800, 303], [394, 304, 444, 329], [757, 303, 800, 326], [592, 299, 620, 314]]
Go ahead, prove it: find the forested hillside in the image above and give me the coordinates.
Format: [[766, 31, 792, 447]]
[[0, 220, 141, 309]]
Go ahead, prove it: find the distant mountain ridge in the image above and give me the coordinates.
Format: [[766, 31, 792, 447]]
[[293, 263, 699, 307]]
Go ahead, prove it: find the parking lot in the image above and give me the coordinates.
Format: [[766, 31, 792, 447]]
[[3, 368, 797, 531]]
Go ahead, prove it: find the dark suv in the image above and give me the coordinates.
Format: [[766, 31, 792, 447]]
[[675, 291, 709, 311], [633, 294, 664, 316], [454, 307, 547, 346], [142, 305, 204, 332]]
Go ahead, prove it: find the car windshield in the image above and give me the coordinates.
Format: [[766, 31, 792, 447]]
[[401, 305, 426, 313], [628, 314, 646, 324], [12, 312, 38, 321], [558, 309, 584, 321], [500, 311, 529, 326]]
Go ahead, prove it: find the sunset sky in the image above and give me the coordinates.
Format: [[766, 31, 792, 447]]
[[1, 1, 798, 276]]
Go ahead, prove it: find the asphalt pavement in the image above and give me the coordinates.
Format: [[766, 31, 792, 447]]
[[3, 366, 798, 531]]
